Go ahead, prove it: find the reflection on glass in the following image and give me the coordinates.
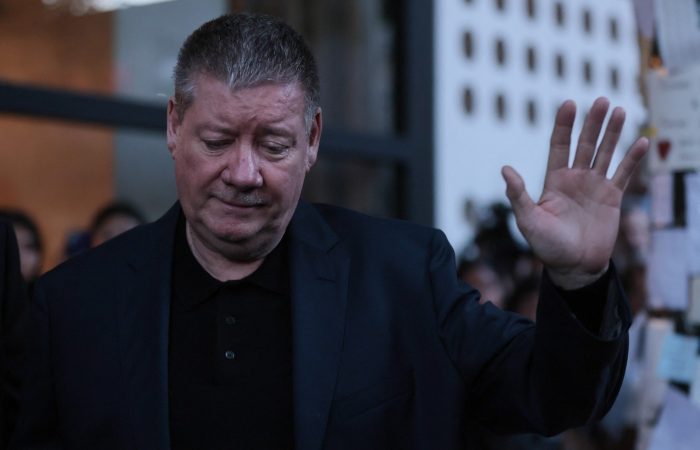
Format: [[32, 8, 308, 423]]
[[0, 0, 113, 94], [0, 116, 113, 270], [2, 0, 398, 136], [302, 156, 400, 218], [238, 0, 399, 135], [0, 115, 172, 272]]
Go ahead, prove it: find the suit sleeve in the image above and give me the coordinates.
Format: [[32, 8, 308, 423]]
[[0, 222, 28, 450], [428, 230, 630, 436], [7, 279, 62, 449]]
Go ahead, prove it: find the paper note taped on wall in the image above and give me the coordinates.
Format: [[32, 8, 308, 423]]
[[647, 68, 700, 173]]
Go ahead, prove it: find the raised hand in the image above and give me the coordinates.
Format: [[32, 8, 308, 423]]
[[501, 97, 648, 289]]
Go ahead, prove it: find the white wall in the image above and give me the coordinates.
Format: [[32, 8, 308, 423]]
[[434, 0, 645, 251]]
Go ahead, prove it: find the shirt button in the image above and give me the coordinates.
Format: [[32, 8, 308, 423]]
[[224, 316, 236, 325], [224, 350, 235, 360]]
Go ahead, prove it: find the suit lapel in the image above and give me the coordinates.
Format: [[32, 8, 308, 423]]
[[118, 204, 179, 450], [288, 202, 349, 450]]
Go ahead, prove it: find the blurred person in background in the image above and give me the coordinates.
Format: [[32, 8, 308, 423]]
[[89, 202, 146, 248], [459, 202, 543, 310], [457, 257, 508, 309], [0, 210, 43, 291], [63, 201, 147, 260], [504, 276, 540, 321]]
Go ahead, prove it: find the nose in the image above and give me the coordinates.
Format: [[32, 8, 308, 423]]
[[221, 145, 263, 189]]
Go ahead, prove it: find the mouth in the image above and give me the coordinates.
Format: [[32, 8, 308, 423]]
[[214, 195, 266, 209]]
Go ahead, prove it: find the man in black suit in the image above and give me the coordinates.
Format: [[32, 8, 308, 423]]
[[10, 13, 648, 450], [0, 222, 26, 449]]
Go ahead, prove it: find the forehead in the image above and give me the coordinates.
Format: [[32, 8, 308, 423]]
[[186, 74, 306, 127]]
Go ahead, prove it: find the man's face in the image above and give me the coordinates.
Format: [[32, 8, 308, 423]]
[[167, 74, 321, 262]]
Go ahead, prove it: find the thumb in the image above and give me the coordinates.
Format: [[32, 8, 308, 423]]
[[501, 165, 535, 221]]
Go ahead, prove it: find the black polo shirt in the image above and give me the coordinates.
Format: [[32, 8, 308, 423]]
[[169, 216, 293, 450]]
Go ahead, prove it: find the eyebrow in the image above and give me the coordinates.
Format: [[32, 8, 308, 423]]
[[257, 125, 296, 138]]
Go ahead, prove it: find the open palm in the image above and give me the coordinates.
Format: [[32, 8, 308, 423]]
[[502, 98, 648, 289]]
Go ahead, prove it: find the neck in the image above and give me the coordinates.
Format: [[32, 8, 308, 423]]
[[185, 223, 264, 281]]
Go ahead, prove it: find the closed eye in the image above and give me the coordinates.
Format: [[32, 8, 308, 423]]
[[259, 140, 292, 158], [264, 145, 290, 155], [203, 140, 231, 151]]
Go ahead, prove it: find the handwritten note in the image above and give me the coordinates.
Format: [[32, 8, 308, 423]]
[[652, 173, 674, 228], [647, 67, 700, 173], [647, 229, 689, 310], [657, 332, 699, 384]]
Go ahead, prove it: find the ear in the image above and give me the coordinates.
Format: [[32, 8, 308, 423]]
[[305, 108, 322, 172], [166, 97, 181, 158]]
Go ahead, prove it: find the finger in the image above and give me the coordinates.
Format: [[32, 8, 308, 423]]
[[592, 106, 625, 176], [546, 100, 577, 173], [611, 137, 649, 190], [572, 97, 610, 169], [502, 165, 536, 230]]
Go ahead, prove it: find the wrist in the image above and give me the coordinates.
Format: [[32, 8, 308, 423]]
[[546, 263, 610, 290]]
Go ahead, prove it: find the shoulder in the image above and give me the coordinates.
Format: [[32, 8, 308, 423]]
[[39, 215, 167, 288], [314, 203, 436, 236], [308, 203, 449, 257]]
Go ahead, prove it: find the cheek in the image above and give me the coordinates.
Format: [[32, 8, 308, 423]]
[[266, 168, 306, 204], [176, 153, 221, 192]]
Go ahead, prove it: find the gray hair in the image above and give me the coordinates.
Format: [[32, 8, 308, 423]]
[[173, 13, 320, 130]]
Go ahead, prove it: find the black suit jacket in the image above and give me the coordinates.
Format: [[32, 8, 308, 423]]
[[0, 222, 27, 450], [10, 202, 629, 450]]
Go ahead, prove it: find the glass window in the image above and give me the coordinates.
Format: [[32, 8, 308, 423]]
[[1, 0, 425, 224], [495, 38, 507, 66], [554, 2, 565, 27], [240, 0, 400, 135], [0, 116, 172, 272], [609, 66, 620, 91], [609, 17, 619, 42], [582, 8, 593, 34], [583, 59, 594, 85], [526, 0, 536, 19], [0, 0, 401, 136], [463, 87, 475, 115], [464, 31, 475, 60], [0, 0, 116, 95], [526, 46, 537, 72], [526, 99, 537, 125], [555, 53, 566, 79], [302, 157, 401, 218], [495, 93, 507, 121]]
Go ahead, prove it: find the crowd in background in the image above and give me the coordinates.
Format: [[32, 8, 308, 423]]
[[458, 177, 650, 450], [0, 201, 145, 291]]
